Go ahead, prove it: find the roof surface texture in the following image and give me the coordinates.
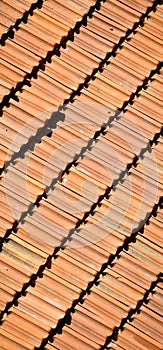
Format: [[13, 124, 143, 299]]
[[0, 0, 162, 349]]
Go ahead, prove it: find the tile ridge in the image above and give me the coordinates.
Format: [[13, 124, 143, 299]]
[[0, 0, 44, 46]]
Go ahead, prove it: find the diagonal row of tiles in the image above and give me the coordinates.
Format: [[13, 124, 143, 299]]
[[0, 0, 162, 349], [0, 95, 162, 348], [0, 0, 162, 105], [0, 198, 162, 349], [2, 4, 161, 228]]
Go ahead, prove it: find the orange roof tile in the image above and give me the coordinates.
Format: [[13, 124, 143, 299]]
[[0, 0, 162, 349]]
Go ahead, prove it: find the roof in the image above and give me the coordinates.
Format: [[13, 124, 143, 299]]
[[0, 0, 162, 349]]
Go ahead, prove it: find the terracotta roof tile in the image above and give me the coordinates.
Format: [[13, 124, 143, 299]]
[[0, 0, 162, 349]]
